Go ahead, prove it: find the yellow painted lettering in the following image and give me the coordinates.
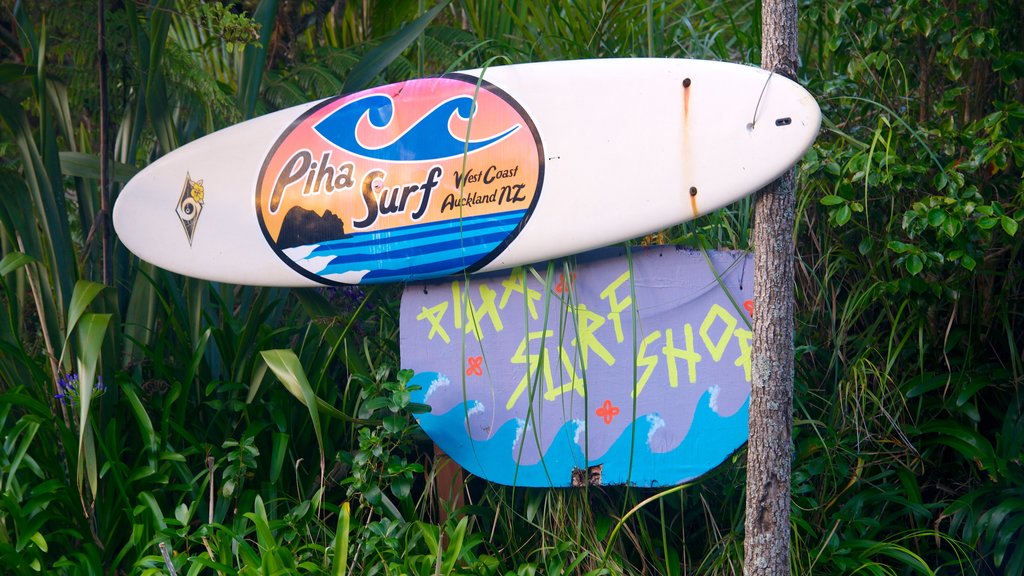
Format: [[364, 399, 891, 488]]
[[631, 330, 662, 398], [599, 270, 632, 344], [499, 268, 541, 320], [699, 304, 737, 362], [415, 301, 450, 344], [571, 304, 616, 368], [733, 328, 752, 382], [545, 346, 586, 402], [450, 281, 463, 330], [464, 284, 503, 341], [506, 330, 555, 410], [663, 324, 701, 387]]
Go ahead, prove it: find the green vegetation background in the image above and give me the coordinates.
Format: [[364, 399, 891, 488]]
[[0, 1, 1022, 574]]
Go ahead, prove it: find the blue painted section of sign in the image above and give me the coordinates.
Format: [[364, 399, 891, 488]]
[[400, 246, 754, 487]]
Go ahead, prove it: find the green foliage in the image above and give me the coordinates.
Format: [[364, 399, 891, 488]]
[[1, 0, 1022, 574]]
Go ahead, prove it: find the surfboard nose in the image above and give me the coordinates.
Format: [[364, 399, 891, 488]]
[[112, 105, 324, 286]]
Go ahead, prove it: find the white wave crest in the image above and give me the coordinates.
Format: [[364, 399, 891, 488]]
[[511, 418, 529, 453], [425, 374, 450, 402], [708, 385, 721, 414], [467, 400, 485, 417], [572, 419, 586, 445], [646, 414, 666, 447]]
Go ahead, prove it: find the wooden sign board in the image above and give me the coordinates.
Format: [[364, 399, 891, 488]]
[[400, 246, 753, 487]]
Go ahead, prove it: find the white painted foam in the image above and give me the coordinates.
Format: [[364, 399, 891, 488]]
[[425, 374, 450, 402], [282, 244, 319, 260], [572, 419, 586, 445], [645, 414, 666, 447], [323, 269, 370, 284], [294, 256, 334, 275], [708, 385, 721, 414]]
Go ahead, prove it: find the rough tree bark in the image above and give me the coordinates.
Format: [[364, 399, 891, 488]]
[[745, 1, 799, 575]]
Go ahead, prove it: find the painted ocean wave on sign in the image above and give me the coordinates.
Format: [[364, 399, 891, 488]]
[[314, 94, 520, 162], [409, 371, 749, 487], [400, 246, 755, 487], [281, 210, 527, 283]]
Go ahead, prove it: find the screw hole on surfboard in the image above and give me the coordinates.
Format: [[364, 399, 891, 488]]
[[689, 186, 698, 197], [775, 117, 792, 126], [683, 77, 691, 87]]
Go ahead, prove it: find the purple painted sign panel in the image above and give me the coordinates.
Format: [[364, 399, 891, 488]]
[[400, 246, 753, 487]]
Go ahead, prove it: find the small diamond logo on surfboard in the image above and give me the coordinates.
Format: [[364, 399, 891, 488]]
[[255, 75, 545, 285], [175, 173, 205, 246]]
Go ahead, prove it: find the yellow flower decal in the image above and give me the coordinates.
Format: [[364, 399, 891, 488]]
[[190, 179, 205, 203]]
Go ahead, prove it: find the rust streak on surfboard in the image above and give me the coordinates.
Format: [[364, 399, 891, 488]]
[[683, 78, 697, 217]]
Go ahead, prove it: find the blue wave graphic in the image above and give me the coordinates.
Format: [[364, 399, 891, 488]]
[[291, 211, 526, 284], [408, 372, 749, 487], [314, 95, 520, 162]]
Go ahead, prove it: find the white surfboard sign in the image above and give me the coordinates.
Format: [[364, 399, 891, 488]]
[[113, 59, 820, 286]]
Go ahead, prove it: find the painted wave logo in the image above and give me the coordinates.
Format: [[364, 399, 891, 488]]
[[255, 75, 544, 285], [313, 94, 521, 162]]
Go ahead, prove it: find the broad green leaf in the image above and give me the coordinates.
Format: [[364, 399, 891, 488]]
[[887, 240, 910, 253], [247, 496, 285, 573], [0, 251, 35, 276], [269, 432, 288, 484], [835, 204, 852, 225], [122, 384, 158, 454], [238, 0, 279, 119], [29, 531, 47, 553], [905, 255, 924, 275], [292, 288, 337, 318], [994, 513, 1024, 566], [942, 217, 961, 238], [416, 522, 440, 557], [174, 503, 188, 525], [927, 208, 946, 227], [259, 349, 325, 488], [5, 418, 39, 492], [75, 312, 111, 500], [442, 517, 469, 575], [1001, 216, 1018, 236], [342, 0, 452, 93], [332, 501, 350, 576], [138, 491, 167, 531], [58, 151, 140, 183], [820, 194, 845, 206], [60, 280, 106, 368]]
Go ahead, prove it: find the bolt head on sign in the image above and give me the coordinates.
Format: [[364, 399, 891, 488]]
[[400, 246, 754, 487]]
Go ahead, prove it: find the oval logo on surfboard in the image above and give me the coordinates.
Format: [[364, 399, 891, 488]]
[[256, 75, 544, 285]]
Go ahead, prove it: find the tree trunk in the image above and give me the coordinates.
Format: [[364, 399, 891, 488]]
[[745, 1, 798, 575]]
